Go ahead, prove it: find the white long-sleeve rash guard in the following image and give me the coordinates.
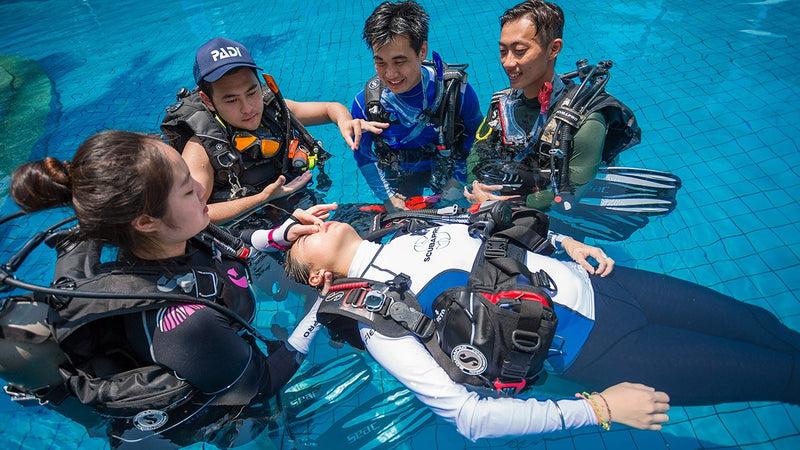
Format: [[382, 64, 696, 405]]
[[348, 224, 598, 440]]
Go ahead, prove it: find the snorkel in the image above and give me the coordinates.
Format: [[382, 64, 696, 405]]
[[549, 60, 612, 194], [432, 52, 445, 108], [431, 52, 449, 156], [261, 74, 332, 191], [548, 59, 612, 211], [431, 51, 465, 162]]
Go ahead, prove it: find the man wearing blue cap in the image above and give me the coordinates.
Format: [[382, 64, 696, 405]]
[[162, 37, 385, 224]]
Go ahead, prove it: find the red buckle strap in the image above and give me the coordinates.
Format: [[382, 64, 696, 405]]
[[493, 379, 527, 396]]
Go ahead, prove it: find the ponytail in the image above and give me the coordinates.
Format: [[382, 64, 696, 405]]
[[10, 157, 73, 212]]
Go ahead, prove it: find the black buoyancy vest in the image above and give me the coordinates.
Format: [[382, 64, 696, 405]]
[[487, 76, 641, 168], [47, 237, 255, 347], [38, 231, 257, 437], [363, 60, 469, 157], [317, 203, 559, 395], [161, 88, 289, 202]]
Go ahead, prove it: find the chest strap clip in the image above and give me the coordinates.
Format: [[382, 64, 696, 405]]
[[387, 301, 435, 340]]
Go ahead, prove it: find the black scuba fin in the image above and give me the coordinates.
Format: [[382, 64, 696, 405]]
[[312, 387, 434, 450]]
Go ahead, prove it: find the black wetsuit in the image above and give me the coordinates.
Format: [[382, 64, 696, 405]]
[[566, 266, 800, 405], [340, 224, 800, 439], [119, 244, 298, 405]]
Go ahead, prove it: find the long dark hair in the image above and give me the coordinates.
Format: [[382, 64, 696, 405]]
[[10, 130, 174, 250]]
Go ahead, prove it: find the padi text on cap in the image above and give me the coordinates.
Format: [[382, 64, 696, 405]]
[[193, 37, 262, 84]]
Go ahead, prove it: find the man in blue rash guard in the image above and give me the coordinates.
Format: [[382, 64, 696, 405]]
[[351, 1, 484, 211]]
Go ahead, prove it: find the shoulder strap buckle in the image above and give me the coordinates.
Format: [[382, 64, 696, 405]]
[[530, 269, 558, 293], [364, 273, 411, 312], [484, 237, 508, 259], [364, 290, 387, 312], [386, 273, 411, 292]]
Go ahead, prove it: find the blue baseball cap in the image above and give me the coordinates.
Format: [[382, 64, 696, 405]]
[[193, 37, 262, 84]]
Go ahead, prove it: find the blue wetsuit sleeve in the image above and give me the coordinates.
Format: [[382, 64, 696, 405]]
[[351, 93, 394, 200], [359, 163, 394, 200], [459, 83, 483, 154], [454, 83, 483, 183], [351, 93, 376, 166]]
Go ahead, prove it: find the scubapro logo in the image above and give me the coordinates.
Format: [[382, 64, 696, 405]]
[[326, 291, 345, 303], [303, 321, 319, 338], [451, 344, 487, 375], [413, 229, 451, 262], [133, 409, 169, 431], [368, 79, 381, 90], [290, 392, 316, 407]]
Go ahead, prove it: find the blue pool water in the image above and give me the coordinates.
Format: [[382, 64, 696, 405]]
[[1, 0, 799, 448]]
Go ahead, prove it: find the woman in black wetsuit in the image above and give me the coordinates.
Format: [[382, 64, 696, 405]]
[[7, 130, 333, 448], [283, 219, 800, 439]]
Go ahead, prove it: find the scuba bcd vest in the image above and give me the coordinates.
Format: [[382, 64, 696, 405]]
[[364, 53, 469, 191], [474, 59, 641, 196], [161, 77, 331, 203], [317, 201, 559, 395], [3, 221, 270, 442]]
